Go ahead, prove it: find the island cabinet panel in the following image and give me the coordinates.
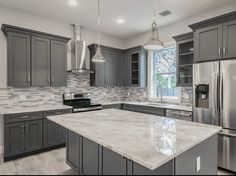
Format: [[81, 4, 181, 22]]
[[66, 131, 80, 173], [175, 134, 218, 175], [102, 148, 127, 175], [43, 119, 60, 148], [132, 160, 174, 175], [81, 137, 100, 175]]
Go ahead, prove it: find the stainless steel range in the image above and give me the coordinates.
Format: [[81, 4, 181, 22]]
[[63, 93, 102, 113]]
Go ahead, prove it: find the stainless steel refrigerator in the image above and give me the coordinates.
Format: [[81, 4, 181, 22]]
[[193, 60, 236, 172]]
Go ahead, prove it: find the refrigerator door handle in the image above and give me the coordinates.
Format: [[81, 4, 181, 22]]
[[220, 73, 224, 125]]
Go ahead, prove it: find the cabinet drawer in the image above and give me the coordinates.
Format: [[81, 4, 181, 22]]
[[43, 109, 72, 118], [135, 105, 165, 116], [166, 110, 192, 121], [4, 112, 43, 124]]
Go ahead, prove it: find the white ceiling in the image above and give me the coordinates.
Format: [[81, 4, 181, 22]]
[[0, 0, 235, 39]]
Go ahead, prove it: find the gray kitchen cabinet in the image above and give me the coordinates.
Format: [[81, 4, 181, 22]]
[[132, 160, 174, 175], [51, 40, 67, 86], [66, 130, 80, 173], [4, 122, 25, 158], [102, 147, 127, 175], [134, 105, 165, 116], [89, 44, 147, 88], [81, 137, 99, 175], [189, 11, 236, 63], [24, 120, 43, 153], [7, 32, 31, 87], [223, 20, 236, 59], [43, 119, 60, 148], [194, 24, 223, 62], [123, 53, 131, 86], [31, 36, 51, 87], [2, 24, 70, 87]]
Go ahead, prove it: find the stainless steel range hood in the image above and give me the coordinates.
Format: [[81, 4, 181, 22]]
[[71, 24, 93, 73]]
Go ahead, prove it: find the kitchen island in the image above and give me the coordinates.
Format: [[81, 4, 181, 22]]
[[48, 109, 222, 175]]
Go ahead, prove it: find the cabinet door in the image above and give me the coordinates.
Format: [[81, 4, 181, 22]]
[[8, 32, 31, 87], [81, 137, 99, 175], [31, 36, 51, 86], [223, 20, 236, 59], [105, 53, 117, 87], [4, 122, 25, 157], [123, 53, 131, 86], [43, 119, 60, 148], [24, 120, 43, 153], [117, 54, 124, 87], [194, 24, 223, 62], [102, 147, 127, 175], [59, 126, 66, 144], [51, 40, 67, 86]]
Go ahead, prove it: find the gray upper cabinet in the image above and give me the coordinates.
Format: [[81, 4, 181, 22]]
[[223, 20, 236, 59], [89, 44, 147, 88], [2, 24, 70, 87], [7, 32, 31, 87], [51, 40, 67, 86], [31, 36, 51, 87], [194, 24, 223, 62], [189, 11, 236, 63]]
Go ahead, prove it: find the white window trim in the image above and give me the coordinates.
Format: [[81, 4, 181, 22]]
[[147, 49, 181, 104]]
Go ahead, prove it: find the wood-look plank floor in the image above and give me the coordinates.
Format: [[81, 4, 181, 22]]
[[0, 148, 77, 175], [0, 147, 233, 175]]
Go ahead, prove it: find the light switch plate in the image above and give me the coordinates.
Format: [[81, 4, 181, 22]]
[[196, 156, 201, 172]]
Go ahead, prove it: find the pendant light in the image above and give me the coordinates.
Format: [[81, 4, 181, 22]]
[[144, 0, 163, 50], [92, 0, 105, 63]]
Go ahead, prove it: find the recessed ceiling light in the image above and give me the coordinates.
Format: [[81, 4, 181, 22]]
[[68, 0, 78, 6], [117, 18, 125, 24]]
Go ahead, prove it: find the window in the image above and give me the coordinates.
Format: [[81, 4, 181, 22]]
[[148, 47, 180, 102]]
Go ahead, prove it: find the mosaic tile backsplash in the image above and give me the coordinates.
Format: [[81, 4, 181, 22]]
[[0, 73, 192, 109]]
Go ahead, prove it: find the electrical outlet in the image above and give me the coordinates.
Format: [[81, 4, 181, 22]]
[[196, 156, 201, 172]]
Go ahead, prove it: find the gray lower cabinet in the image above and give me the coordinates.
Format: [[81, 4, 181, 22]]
[[7, 32, 31, 87], [4, 122, 25, 158], [102, 148, 127, 175], [132, 161, 174, 175], [81, 137, 99, 175], [51, 40, 67, 86], [31, 36, 51, 87], [24, 120, 43, 153], [43, 119, 60, 148]]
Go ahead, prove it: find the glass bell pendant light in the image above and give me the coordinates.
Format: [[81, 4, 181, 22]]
[[92, 0, 105, 63], [144, 0, 163, 50]]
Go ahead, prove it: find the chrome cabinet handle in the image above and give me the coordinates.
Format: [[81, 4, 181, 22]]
[[218, 47, 222, 56], [27, 76, 31, 83], [21, 116, 29, 119], [21, 124, 24, 133], [52, 78, 55, 84], [48, 77, 51, 84], [223, 47, 227, 56]]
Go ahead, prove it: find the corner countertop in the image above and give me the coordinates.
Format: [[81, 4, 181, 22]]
[[48, 109, 221, 171], [0, 104, 72, 115], [99, 101, 193, 112]]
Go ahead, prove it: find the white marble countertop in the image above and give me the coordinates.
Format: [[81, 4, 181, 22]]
[[0, 104, 72, 115], [99, 101, 192, 112], [48, 109, 221, 170]]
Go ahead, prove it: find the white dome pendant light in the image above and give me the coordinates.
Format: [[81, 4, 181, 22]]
[[92, 0, 105, 63], [144, 0, 163, 50]]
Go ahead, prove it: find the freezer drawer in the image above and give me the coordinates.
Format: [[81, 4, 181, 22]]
[[218, 130, 236, 172]]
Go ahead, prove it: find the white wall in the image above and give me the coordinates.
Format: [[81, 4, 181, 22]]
[[125, 2, 236, 49], [0, 5, 125, 88]]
